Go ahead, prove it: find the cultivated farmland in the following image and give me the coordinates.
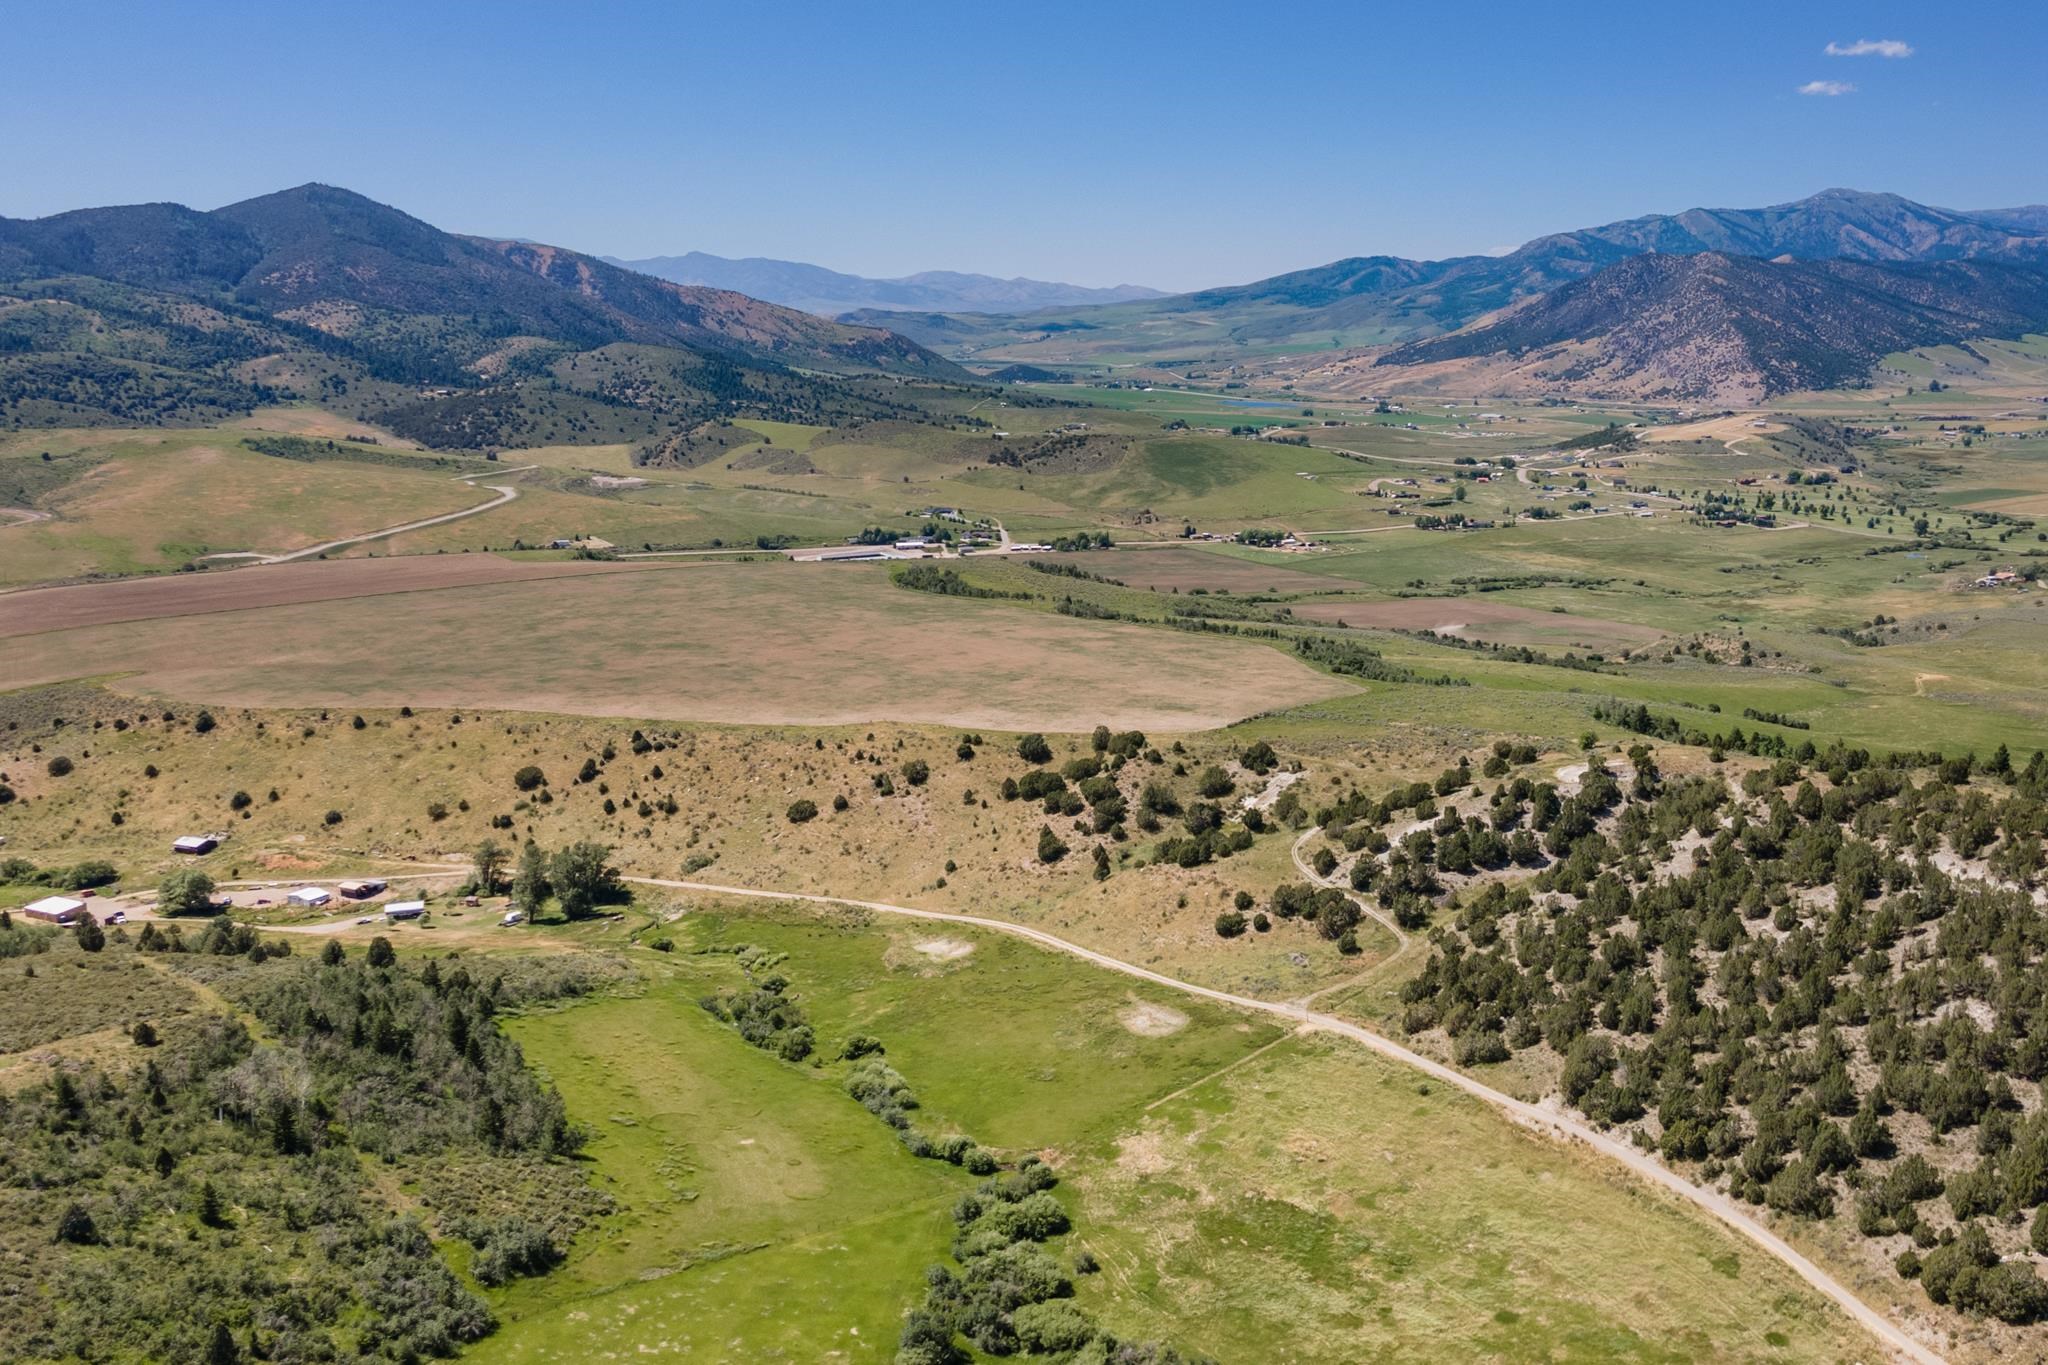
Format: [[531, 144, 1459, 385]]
[[0, 560, 1350, 731]]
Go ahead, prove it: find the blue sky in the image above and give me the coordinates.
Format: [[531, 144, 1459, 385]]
[[3, 0, 2042, 291]]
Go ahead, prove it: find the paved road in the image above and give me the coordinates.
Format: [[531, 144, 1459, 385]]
[[617, 870, 1944, 1365]]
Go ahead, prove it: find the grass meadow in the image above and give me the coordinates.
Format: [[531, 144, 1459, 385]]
[[477, 901, 1874, 1363], [0, 428, 482, 584]]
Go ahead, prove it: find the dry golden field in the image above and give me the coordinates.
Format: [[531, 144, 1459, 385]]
[[0, 560, 1349, 732]]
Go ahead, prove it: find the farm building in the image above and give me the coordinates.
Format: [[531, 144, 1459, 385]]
[[383, 901, 426, 920], [337, 879, 387, 900], [23, 895, 88, 925], [287, 887, 332, 908], [172, 835, 219, 855]]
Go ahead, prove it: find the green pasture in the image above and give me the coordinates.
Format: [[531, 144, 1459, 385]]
[[489, 900, 1875, 1363], [485, 900, 1277, 1360], [1072, 1033, 1872, 1364]]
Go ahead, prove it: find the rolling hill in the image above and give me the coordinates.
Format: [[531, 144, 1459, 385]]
[[855, 189, 2048, 366], [1366, 252, 2048, 403], [606, 250, 1163, 318]]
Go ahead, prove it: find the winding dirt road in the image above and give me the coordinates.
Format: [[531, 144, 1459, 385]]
[[264, 477, 524, 563], [126, 850, 1937, 1360], [617, 870, 1944, 1365]]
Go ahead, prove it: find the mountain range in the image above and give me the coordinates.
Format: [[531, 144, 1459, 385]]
[[0, 185, 958, 380], [605, 251, 1164, 319], [8, 184, 2048, 425], [0, 184, 972, 446], [853, 190, 2048, 398], [1366, 252, 2048, 403]]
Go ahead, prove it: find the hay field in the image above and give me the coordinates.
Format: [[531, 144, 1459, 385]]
[[0, 560, 1349, 731], [1286, 596, 1667, 653], [1089, 545, 1351, 595], [0, 554, 652, 637]]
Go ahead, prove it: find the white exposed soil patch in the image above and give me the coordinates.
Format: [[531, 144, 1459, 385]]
[[913, 937, 975, 961], [1119, 1002, 1189, 1037], [1240, 768, 1305, 812], [589, 474, 650, 490], [1554, 761, 1635, 795]]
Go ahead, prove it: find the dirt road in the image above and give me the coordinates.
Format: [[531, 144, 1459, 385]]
[[1288, 825, 1412, 975], [151, 851, 1938, 1361], [263, 479, 522, 563], [619, 870, 1945, 1365]]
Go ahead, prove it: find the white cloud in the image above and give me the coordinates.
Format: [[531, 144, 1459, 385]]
[[1799, 80, 1857, 96], [1825, 38, 1913, 58]]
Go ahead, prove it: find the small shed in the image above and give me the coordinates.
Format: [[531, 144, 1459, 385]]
[[172, 835, 219, 855], [337, 879, 387, 900], [23, 895, 87, 925], [288, 887, 332, 908], [384, 901, 426, 921]]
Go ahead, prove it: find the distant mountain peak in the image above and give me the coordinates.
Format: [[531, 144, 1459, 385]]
[[603, 250, 1165, 318]]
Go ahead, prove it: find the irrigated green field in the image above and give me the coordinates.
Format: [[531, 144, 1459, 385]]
[[481, 901, 1876, 1364]]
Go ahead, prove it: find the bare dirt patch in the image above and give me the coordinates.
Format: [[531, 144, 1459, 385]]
[[1640, 414, 1785, 446], [224, 407, 421, 447], [1287, 597, 1664, 653], [1119, 1002, 1190, 1037], [1112, 1129, 1175, 1176], [911, 937, 975, 961], [0, 554, 654, 638], [0, 561, 1348, 732]]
